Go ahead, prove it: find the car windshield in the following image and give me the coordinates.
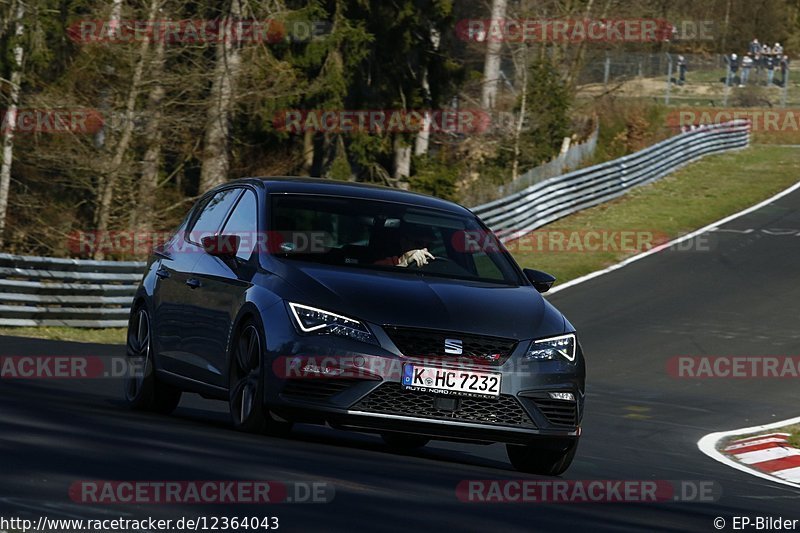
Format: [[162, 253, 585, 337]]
[[269, 194, 522, 285]]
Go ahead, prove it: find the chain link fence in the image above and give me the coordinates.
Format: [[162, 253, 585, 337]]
[[498, 123, 600, 198], [574, 51, 795, 107]]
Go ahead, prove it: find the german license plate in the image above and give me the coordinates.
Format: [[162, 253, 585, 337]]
[[401, 363, 501, 398]]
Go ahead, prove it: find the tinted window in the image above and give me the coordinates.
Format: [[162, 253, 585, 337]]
[[221, 190, 258, 261], [271, 194, 521, 285], [189, 188, 241, 243], [474, 252, 504, 280]]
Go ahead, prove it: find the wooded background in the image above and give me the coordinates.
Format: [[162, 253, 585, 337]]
[[1, 0, 798, 259]]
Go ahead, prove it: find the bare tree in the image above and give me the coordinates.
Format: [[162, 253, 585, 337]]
[[481, 0, 507, 110], [511, 44, 529, 181], [199, 0, 243, 192], [108, 0, 123, 36], [93, 0, 161, 259], [301, 130, 315, 175], [135, 13, 167, 233], [563, 0, 615, 89], [414, 28, 441, 157], [393, 136, 411, 185], [0, 0, 25, 246]]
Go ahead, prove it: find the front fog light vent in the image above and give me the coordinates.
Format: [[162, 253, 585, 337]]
[[549, 392, 575, 401]]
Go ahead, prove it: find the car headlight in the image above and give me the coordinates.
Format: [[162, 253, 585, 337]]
[[288, 302, 376, 344], [525, 333, 576, 362]]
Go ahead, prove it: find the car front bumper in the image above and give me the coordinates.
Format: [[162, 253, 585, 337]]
[[262, 328, 585, 445]]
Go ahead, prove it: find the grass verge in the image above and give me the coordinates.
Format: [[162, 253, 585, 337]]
[[720, 424, 800, 452], [788, 426, 800, 449], [0, 326, 126, 345], [511, 144, 800, 283]]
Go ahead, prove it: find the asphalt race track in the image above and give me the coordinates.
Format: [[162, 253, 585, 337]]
[[2, 186, 800, 532]]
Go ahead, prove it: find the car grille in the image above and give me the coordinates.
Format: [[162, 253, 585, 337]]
[[526, 395, 578, 427], [353, 383, 535, 428], [384, 326, 517, 365], [280, 379, 360, 402]]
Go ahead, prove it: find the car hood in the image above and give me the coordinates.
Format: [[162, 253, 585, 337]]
[[271, 261, 567, 340]]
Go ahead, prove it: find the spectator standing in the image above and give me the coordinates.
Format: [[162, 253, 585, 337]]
[[780, 55, 790, 86], [741, 54, 753, 86], [677, 55, 687, 85], [766, 54, 776, 85], [726, 53, 739, 86], [754, 52, 764, 83], [749, 38, 761, 55], [774, 42, 784, 56]]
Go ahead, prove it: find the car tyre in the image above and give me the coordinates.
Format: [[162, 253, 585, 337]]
[[229, 320, 292, 436], [506, 439, 578, 476], [124, 306, 182, 414]]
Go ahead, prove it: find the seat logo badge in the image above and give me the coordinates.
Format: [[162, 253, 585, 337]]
[[444, 338, 463, 355]]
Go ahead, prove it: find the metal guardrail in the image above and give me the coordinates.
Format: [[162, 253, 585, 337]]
[[497, 123, 600, 199], [472, 120, 751, 240], [0, 120, 749, 329], [0, 253, 144, 328]]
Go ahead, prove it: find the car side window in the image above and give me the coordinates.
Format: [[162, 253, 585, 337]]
[[221, 190, 258, 261], [188, 188, 242, 244], [472, 252, 505, 281]]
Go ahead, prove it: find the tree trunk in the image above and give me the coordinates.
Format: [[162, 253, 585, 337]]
[[414, 79, 432, 157], [393, 137, 411, 188], [301, 129, 314, 175], [415, 28, 440, 157], [511, 46, 528, 181], [93, 0, 159, 259], [199, 0, 243, 192], [564, 0, 613, 89], [0, 0, 25, 247], [108, 0, 123, 37], [720, 0, 732, 55], [481, 0, 507, 110], [135, 23, 167, 234], [0, 0, 16, 38]]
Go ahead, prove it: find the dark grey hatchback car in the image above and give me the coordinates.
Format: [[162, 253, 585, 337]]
[[124, 178, 586, 475]]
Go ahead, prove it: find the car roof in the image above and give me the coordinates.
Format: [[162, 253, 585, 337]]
[[229, 177, 473, 216]]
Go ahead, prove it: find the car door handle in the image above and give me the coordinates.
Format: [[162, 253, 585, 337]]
[[155, 268, 171, 279], [185, 278, 202, 289]]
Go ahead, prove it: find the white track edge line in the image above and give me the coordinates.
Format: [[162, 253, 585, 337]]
[[547, 180, 800, 294], [533, 176, 800, 487]]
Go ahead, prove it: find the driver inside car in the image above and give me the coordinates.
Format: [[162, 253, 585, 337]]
[[374, 223, 437, 268]]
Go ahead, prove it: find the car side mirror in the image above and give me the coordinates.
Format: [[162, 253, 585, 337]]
[[201, 234, 241, 260], [523, 268, 556, 293]]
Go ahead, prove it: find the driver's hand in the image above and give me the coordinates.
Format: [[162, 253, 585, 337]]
[[397, 248, 435, 267]]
